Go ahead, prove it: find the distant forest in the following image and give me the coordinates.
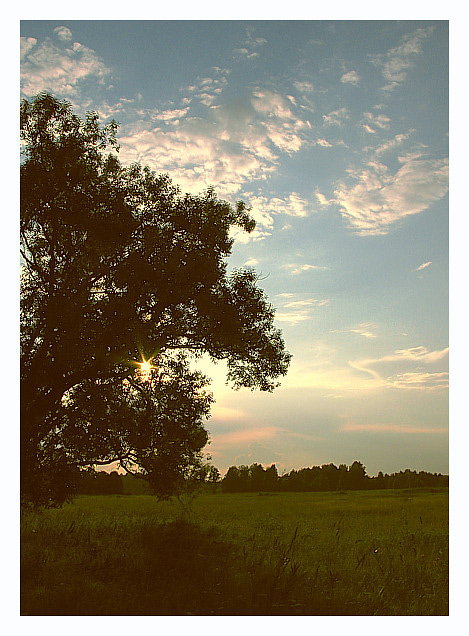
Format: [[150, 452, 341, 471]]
[[77, 461, 448, 496]]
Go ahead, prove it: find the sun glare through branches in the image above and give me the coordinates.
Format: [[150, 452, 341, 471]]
[[138, 357, 153, 382]]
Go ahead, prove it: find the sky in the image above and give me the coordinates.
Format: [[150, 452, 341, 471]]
[[19, 19, 449, 477]]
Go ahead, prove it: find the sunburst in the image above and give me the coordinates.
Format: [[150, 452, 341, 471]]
[[138, 357, 153, 381]]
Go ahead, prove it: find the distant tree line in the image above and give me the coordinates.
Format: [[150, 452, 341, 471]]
[[220, 461, 449, 493], [73, 461, 448, 496]]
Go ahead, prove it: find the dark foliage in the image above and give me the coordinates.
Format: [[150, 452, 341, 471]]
[[77, 469, 124, 495], [20, 93, 291, 506]]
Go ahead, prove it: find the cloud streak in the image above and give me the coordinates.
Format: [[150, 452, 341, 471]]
[[275, 294, 330, 325], [349, 346, 449, 391], [342, 423, 447, 434], [416, 261, 432, 271]]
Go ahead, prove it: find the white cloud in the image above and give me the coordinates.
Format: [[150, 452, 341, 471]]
[[371, 26, 435, 91], [244, 258, 259, 266], [229, 226, 271, 244], [20, 37, 37, 60], [315, 190, 334, 207], [117, 87, 307, 200], [252, 89, 295, 121], [236, 192, 310, 240], [53, 26, 73, 42], [340, 70, 360, 86], [315, 138, 333, 147], [21, 30, 112, 98], [153, 107, 190, 122], [334, 154, 449, 235]]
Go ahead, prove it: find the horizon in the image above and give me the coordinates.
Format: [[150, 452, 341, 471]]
[[20, 20, 449, 477]]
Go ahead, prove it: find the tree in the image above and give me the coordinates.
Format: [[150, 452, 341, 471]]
[[347, 461, 367, 490], [263, 464, 279, 491], [221, 466, 241, 493], [249, 463, 266, 492], [20, 93, 291, 505]]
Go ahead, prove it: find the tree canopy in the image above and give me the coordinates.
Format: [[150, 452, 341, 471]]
[[20, 92, 291, 506]]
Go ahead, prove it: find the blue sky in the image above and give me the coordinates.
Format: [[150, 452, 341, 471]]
[[20, 20, 449, 476]]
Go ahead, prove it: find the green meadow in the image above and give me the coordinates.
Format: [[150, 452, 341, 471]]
[[21, 488, 448, 616]]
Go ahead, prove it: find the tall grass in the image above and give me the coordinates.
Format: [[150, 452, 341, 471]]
[[21, 488, 448, 615]]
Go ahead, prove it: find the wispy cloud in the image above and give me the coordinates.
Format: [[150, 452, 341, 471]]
[[332, 322, 379, 339], [293, 80, 315, 93], [392, 346, 448, 363], [322, 107, 350, 126], [362, 111, 391, 133], [275, 294, 329, 325], [370, 26, 435, 91], [368, 130, 415, 155], [388, 371, 449, 391], [334, 153, 448, 235], [234, 27, 267, 61], [274, 312, 313, 325]]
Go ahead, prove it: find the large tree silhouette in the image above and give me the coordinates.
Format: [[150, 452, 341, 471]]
[[20, 93, 291, 505]]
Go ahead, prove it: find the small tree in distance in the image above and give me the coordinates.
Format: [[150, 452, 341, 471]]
[[20, 93, 291, 506]]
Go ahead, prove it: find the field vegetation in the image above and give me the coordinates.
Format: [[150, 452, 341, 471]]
[[21, 488, 448, 616]]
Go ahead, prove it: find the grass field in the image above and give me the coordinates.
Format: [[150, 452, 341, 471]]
[[20, 488, 448, 616]]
